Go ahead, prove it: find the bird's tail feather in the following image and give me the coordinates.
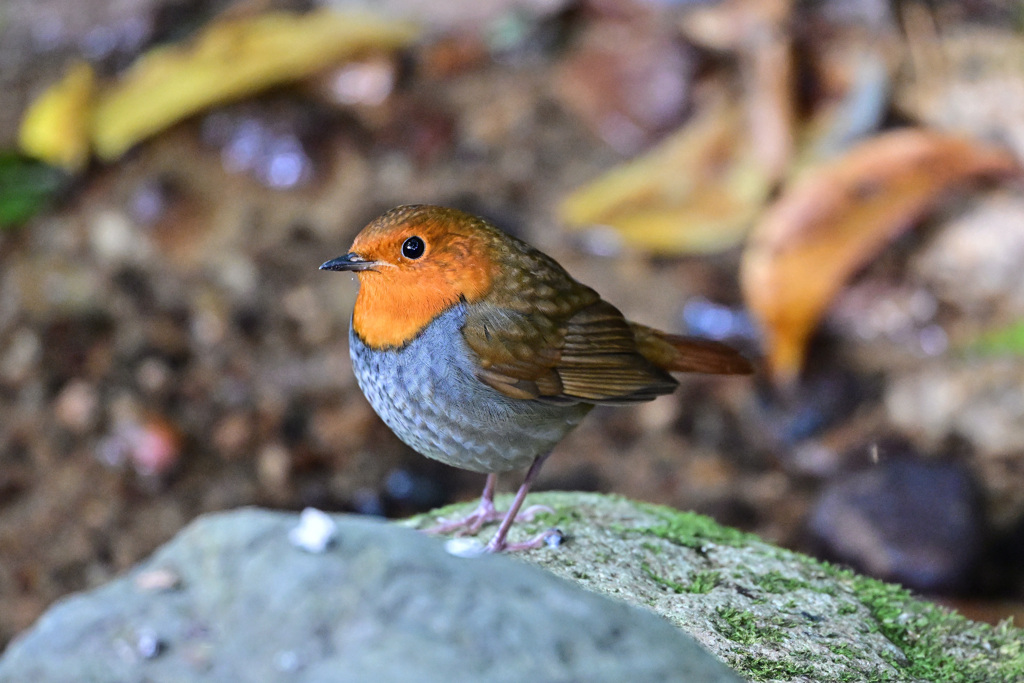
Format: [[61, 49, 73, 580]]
[[630, 323, 755, 375]]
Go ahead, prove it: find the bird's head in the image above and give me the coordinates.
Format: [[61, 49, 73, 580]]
[[321, 205, 500, 348]]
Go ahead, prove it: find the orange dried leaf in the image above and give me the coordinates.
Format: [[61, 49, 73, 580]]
[[741, 128, 1019, 384]]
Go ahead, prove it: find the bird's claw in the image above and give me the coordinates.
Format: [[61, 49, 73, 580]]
[[486, 528, 562, 553]]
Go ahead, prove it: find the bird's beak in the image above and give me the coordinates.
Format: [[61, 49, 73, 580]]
[[319, 252, 378, 272]]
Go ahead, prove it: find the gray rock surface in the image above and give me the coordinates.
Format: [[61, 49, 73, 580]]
[[0, 507, 741, 683]]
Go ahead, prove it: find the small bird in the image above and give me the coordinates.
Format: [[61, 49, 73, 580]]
[[321, 205, 752, 552]]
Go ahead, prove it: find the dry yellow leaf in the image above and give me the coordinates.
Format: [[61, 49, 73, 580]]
[[91, 9, 419, 159], [18, 61, 96, 172], [741, 128, 1019, 385], [559, 103, 773, 255]]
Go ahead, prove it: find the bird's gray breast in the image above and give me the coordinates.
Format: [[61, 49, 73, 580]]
[[348, 304, 590, 473]]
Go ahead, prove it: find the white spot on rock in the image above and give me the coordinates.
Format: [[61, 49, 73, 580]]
[[289, 508, 337, 553]]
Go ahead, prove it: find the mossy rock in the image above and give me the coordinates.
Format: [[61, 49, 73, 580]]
[[407, 491, 1024, 683]]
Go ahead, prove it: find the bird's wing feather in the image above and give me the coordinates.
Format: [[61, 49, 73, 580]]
[[461, 267, 678, 404], [555, 299, 678, 402]]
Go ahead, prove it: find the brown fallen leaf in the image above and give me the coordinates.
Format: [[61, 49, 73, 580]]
[[741, 128, 1019, 385], [559, 101, 774, 254]]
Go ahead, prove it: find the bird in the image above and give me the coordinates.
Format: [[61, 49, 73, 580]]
[[320, 204, 753, 552]]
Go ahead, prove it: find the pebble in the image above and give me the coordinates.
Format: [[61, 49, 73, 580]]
[[256, 443, 292, 495], [90, 209, 149, 265], [0, 328, 41, 385], [53, 379, 98, 432], [213, 413, 253, 460]]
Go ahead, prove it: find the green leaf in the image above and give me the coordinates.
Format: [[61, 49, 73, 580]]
[[969, 320, 1024, 356], [0, 152, 66, 229]]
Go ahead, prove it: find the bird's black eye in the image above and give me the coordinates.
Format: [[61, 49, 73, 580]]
[[402, 236, 425, 259]]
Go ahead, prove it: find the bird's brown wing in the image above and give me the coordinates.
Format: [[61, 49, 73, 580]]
[[461, 274, 678, 404]]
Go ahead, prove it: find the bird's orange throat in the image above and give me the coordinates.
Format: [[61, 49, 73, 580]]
[[351, 261, 494, 349]]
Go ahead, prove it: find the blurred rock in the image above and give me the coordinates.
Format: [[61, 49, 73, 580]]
[[808, 456, 984, 592], [554, 12, 693, 153], [53, 379, 99, 432], [830, 282, 944, 362], [201, 105, 319, 190], [383, 466, 449, 512], [256, 442, 292, 498], [913, 193, 1024, 317], [0, 329, 41, 386], [886, 359, 1024, 458], [0, 508, 740, 683], [419, 32, 490, 79], [756, 362, 874, 444], [319, 0, 570, 34], [311, 55, 400, 108], [212, 412, 253, 460], [897, 23, 1024, 162]]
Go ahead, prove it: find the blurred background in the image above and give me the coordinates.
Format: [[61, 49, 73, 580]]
[[2, 0, 1024, 649]]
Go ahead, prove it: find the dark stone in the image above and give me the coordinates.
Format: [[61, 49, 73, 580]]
[[808, 456, 984, 592]]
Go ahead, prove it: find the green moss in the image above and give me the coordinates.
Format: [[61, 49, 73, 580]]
[[754, 570, 810, 593], [831, 643, 857, 659], [738, 654, 817, 681], [688, 569, 719, 594], [634, 503, 756, 548], [640, 563, 720, 595], [641, 562, 687, 594], [714, 606, 784, 645], [849, 573, 1024, 682], [530, 505, 583, 530]]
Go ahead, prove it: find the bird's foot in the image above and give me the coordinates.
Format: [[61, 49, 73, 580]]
[[485, 527, 563, 553], [426, 497, 502, 536], [426, 502, 555, 537]]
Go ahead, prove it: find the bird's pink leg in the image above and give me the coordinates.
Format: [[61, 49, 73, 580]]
[[426, 474, 502, 535], [485, 452, 559, 553], [426, 468, 555, 538]]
